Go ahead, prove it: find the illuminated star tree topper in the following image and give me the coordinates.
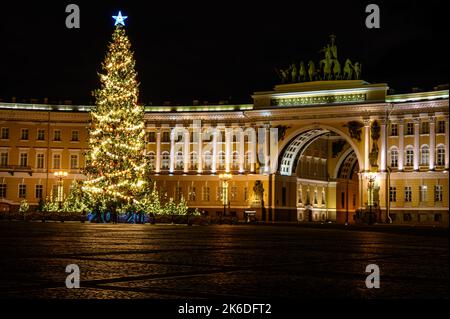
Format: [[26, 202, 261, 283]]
[[112, 11, 128, 26]]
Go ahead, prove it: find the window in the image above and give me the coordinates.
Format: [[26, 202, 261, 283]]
[[190, 152, 198, 170], [434, 214, 442, 222], [71, 130, 79, 141], [390, 123, 398, 136], [161, 152, 169, 169], [244, 187, 248, 201], [406, 123, 414, 135], [37, 129, 45, 141], [245, 152, 252, 171], [35, 185, 43, 199], [404, 186, 412, 202], [321, 191, 326, 205], [0, 184, 6, 198], [1, 152, 8, 167], [53, 154, 61, 169], [175, 152, 183, 170], [21, 129, 29, 140], [202, 186, 210, 201], [148, 152, 155, 169], [218, 152, 225, 170], [389, 187, 397, 202], [53, 130, 61, 141], [162, 131, 170, 142], [437, 121, 445, 134], [1, 128, 9, 139], [204, 152, 212, 170], [188, 187, 196, 201], [232, 152, 239, 170], [148, 132, 156, 142], [216, 187, 223, 201], [437, 146, 445, 166], [175, 187, 182, 201], [297, 187, 303, 204], [19, 184, 26, 198], [36, 154, 44, 169], [405, 147, 414, 166], [70, 154, 79, 169], [313, 190, 318, 205], [19, 153, 28, 167], [421, 122, 429, 134], [231, 186, 237, 201], [420, 145, 429, 166], [403, 213, 412, 222], [419, 185, 427, 202], [434, 185, 443, 202], [390, 148, 398, 167]]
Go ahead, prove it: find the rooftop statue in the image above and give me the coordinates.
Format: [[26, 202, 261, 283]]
[[276, 35, 362, 83]]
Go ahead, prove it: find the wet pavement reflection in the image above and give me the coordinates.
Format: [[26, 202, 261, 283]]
[[0, 222, 447, 299]]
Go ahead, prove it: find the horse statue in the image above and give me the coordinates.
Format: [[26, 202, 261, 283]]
[[353, 62, 362, 79], [343, 59, 353, 80], [290, 63, 298, 83], [320, 58, 333, 80], [307, 60, 318, 81], [332, 59, 341, 80], [276, 66, 291, 83], [298, 61, 307, 82]]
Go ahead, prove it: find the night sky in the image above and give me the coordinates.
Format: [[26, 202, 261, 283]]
[[1, 1, 448, 105]]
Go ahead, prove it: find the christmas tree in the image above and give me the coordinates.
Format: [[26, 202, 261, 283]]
[[83, 24, 148, 214]]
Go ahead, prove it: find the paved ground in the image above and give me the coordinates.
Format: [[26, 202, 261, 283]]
[[0, 222, 447, 299]]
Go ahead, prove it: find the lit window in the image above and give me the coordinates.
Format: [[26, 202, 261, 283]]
[[434, 185, 443, 202]]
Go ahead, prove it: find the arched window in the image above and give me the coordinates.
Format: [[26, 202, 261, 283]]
[[218, 152, 225, 170], [176, 152, 183, 170], [148, 152, 155, 170], [420, 145, 429, 166], [405, 147, 414, 167], [161, 152, 169, 169], [190, 152, 198, 170], [245, 152, 252, 171], [232, 152, 239, 170], [390, 148, 398, 168], [204, 151, 212, 170], [437, 145, 445, 166]]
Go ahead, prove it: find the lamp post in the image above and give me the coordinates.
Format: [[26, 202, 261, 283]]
[[219, 173, 232, 224], [365, 172, 377, 224], [54, 170, 68, 210], [386, 165, 392, 223]]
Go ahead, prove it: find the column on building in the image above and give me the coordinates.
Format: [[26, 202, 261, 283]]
[[155, 129, 161, 173], [197, 128, 203, 173], [364, 119, 370, 172], [250, 127, 256, 173], [413, 117, 420, 171], [212, 127, 217, 173], [264, 124, 270, 174], [380, 118, 387, 171], [239, 128, 245, 173], [169, 128, 175, 173], [445, 116, 449, 170], [184, 129, 190, 173], [398, 119, 404, 170], [225, 126, 231, 173], [429, 116, 435, 170]]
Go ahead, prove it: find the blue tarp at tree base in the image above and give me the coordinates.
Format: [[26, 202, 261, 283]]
[[87, 211, 149, 223]]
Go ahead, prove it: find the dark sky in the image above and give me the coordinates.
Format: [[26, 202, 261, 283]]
[[1, 1, 448, 105]]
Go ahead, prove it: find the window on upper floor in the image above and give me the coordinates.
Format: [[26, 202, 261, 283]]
[[390, 123, 398, 136], [1, 128, 9, 140], [437, 121, 445, 134], [53, 130, 61, 141], [21, 129, 29, 140], [71, 130, 79, 141], [37, 129, 45, 141], [406, 123, 414, 135], [421, 122, 429, 134]]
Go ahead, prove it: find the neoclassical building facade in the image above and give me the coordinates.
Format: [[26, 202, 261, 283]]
[[0, 80, 448, 225]]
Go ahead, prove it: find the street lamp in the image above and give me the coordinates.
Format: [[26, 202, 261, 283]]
[[219, 173, 232, 224], [54, 170, 68, 210], [365, 172, 377, 224]]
